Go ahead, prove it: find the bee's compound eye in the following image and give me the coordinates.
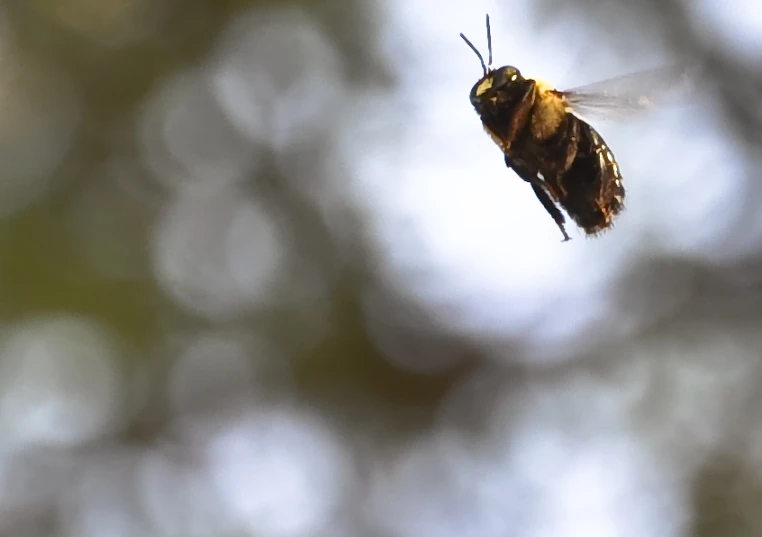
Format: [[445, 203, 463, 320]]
[[502, 66, 520, 82], [490, 66, 520, 89]]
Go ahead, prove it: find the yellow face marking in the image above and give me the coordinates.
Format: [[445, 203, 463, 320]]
[[475, 77, 493, 96]]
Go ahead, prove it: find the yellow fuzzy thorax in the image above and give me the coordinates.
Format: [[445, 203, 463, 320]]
[[530, 78, 572, 140]]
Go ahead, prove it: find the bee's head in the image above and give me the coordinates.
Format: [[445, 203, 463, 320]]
[[460, 16, 526, 110], [468, 65, 524, 107]]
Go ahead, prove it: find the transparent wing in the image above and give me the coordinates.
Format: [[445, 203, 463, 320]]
[[561, 65, 696, 122]]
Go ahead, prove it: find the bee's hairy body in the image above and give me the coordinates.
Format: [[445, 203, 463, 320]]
[[470, 66, 625, 239]]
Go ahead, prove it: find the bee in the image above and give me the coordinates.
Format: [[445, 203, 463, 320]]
[[460, 15, 689, 241]]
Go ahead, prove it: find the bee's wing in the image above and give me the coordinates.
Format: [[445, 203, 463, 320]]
[[561, 65, 695, 122]]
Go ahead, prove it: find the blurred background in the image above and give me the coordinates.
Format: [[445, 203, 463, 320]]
[[0, 0, 762, 535]]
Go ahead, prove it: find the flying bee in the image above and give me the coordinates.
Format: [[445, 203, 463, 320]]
[[460, 15, 691, 241]]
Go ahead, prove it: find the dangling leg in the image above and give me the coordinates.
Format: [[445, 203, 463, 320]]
[[505, 155, 571, 242], [529, 183, 571, 242]]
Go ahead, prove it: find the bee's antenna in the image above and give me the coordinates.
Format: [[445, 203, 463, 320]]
[[459, 32, 487, 76], [486, 14, 492, 69]]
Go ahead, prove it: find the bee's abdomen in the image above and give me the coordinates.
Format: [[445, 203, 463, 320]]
[[558, 123, 625, 234]]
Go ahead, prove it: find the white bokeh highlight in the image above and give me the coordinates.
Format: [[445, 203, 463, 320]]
[[139, 68, 260, 192], [209, 6, 344, 151], [369, 387, 687, 537], [366, 431, 519, 537], [0, 315, 123, 449], [59, 449, 148, 537], [204, 407, 352, 537], [138, 445, 234, 537], [690, 0, 762, 63], [152, 184, 287, 321], [624, 320, 762, 467], [508, 432, 686, 537], [0, 449, 75, 534]]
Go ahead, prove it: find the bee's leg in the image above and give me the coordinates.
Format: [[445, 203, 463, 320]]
[[529, 183, 571, 242], [505, 155, 571, 242]]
